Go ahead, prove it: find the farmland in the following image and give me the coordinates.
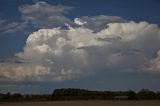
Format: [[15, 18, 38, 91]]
[[0, 101, 160, 106]]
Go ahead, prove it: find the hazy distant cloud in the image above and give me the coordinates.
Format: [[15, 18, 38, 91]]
[[0, 82, 43, 94], [74, 15, 126, 32], [0, 20, 160, 82], [0, 2, 126, 34], [0, 19, 6, 24], [0, 1, 74, 34], [19, 1, 74, 28]]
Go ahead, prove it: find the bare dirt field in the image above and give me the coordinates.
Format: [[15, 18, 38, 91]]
[[0, 100, 160, 106]]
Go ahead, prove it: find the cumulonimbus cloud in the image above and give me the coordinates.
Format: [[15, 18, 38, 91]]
[[0, 20, 160, 82]]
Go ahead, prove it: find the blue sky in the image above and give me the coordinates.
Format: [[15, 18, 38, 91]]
[[0, 0, 160, 94]]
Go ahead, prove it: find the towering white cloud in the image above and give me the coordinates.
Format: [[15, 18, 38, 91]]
[[0, 20, 160, 82]]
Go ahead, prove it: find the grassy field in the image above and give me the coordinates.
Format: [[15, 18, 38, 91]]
[[0, 101, 160, 106]]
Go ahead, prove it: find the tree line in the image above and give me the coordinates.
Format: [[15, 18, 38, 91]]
[[51, 88, 160, 100], [0, 88, 160, 101]]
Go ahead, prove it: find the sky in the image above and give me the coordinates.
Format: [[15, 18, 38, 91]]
[[0, 0, 160, 94]]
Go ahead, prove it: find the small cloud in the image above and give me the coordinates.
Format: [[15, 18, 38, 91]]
[[96, 37, 122, 42], [74, 18, 87, 26], [0, 19, 6, 24]]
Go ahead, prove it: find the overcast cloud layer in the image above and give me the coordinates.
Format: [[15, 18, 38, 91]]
[[0, 1, 160, 83]]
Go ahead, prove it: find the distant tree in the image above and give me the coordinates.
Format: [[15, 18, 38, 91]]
[[2, 92, 11, 101], [156, 92, 160, 99], [127, 90, 137, 100], [12, 93, 23, 100], [137, 89, 156, 100]]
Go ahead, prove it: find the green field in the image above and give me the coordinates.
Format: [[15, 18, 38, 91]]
[[0, 101, 160, 106]]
